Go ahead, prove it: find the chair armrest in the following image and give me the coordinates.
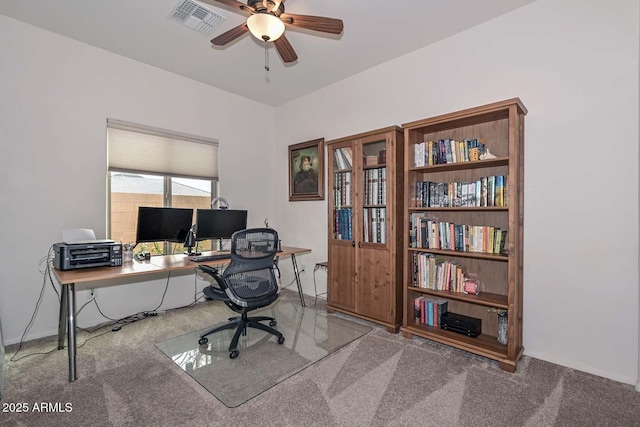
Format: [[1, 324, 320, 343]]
[[198, 265, 229, 301]]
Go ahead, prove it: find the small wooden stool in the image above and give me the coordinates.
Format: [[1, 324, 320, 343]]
[[313, 262, 328, 305]]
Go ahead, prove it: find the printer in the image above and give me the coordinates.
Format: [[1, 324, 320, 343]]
[[53, 240, 123, 271]]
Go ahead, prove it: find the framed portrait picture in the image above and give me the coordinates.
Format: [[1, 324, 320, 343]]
[[288, 138, 324, 201]]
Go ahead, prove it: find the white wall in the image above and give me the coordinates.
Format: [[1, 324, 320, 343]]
[[275, 0, 640, 385], [0, 15, 277, 343], [1, 0, 638, 387]]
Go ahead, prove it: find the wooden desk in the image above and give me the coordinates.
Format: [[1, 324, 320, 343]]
[[53, 246, 311, 382]]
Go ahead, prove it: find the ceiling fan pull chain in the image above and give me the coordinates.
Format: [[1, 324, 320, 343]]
[[264, 40, 270, 71]]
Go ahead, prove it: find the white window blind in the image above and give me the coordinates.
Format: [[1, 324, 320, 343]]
[[107, 119, 218, 180]]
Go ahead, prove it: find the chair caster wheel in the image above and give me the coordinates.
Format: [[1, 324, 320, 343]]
[[269, 320, 277, 327], [229, 350, 239, 359], [198, 337, 208, 345], [277, 336, 285, 345]]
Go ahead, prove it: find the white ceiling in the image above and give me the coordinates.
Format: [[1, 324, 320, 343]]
[[0, 0, 537, 106]]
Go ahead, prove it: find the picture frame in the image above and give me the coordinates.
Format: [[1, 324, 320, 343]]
[[288, 138, 324, 201]]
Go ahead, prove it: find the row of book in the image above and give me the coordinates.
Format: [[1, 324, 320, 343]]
[[415, 175, 508, 208], [411, 253, 467, 292], [333, 171, 352, 207], [333, 208, 353, 240], [414, 296, 448, 328], [363, 207, 386, 244], [409, 214, 508, 255], [334, 147, 353, 170], [414, 138, 487, 167], [363, 167, 387, 206]]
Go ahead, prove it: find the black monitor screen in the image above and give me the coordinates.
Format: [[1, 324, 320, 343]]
[[135, 207, 194, 244], [196, 209, 248, 240]]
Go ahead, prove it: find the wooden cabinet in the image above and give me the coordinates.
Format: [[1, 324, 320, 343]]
[[326, 126, 404, 332], [401, 99, 526, 372]]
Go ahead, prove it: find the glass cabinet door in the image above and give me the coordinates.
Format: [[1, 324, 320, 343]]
[[361, 139, 387, 244], [331, 144, 353, 241]]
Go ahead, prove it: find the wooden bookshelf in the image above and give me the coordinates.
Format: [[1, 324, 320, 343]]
[[401, 98, 526, 372]]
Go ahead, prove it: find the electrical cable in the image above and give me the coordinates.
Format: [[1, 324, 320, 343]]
[[39, 246, 60, 304], [10, 246, 55, 361], [280, 276, 297, 290], [85, 269, 173, 335], [13, 254, 226, 361]]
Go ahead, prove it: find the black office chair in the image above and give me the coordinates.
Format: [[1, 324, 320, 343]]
[[197, 228, 285, 359]]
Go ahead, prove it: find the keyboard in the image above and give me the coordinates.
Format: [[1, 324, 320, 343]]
[[189, 253, 230, 262]]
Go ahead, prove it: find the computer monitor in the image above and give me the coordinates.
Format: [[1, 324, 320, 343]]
[[135, 207, 194, 244], [195, 209, 248, 241]]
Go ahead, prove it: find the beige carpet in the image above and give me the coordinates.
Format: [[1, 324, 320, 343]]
[[2, 290, 640, 426]]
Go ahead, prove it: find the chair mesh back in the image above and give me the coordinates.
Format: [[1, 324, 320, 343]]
[[225, 268, 277, 300], [231, 229, 278, 260], [222, 228, 279, 305]]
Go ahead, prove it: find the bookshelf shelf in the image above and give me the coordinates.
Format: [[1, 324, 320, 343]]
[[409, 157, 509, 173], [408, 247, 509, 262], [409, 206, 509, 212], [364, 164, 386, 170], [402, 98, 526, 372], [407, 286, 509, 308], [402, 324, 511, 360], [326, 126, 404, 333]]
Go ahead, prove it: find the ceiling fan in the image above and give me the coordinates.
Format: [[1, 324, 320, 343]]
[[200, 0, 344, 63]]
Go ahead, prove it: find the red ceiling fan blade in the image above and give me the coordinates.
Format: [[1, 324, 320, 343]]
[[211, 23, 249, 46], [198, 0, 254, 14], [280, 13, 344, 34], [273, 35, 298, 63]]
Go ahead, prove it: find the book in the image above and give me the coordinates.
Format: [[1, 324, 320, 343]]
[[419, 296, 427, 324], [480, 177, 488, 207], [334, 150, 346, 170], [426, 299, 434, 326], [341, 147, 353, 168], [487, 176, 495, 207], [499, 230, 508, 254], [433, 298, 449, 327], [365, 155, 378, 166], [495, 175, 504, 207], [504, 174, 509, 207], [378, 149, 386, 164], [414, 296, 425, 324]]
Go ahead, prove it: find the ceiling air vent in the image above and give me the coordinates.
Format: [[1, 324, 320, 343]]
[[169, 0, 226, 35]]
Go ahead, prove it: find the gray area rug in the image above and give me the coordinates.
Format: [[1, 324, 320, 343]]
[[155, 301, 371, 407]]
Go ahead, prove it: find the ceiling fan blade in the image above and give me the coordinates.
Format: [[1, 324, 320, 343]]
[[211, 23, 249, 46], [273, 35, 298, 63], [197, 0, 254, 15], [280, 13, 344, 35]]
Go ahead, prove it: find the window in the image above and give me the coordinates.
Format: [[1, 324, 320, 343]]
[[107, 120, 219, 254]]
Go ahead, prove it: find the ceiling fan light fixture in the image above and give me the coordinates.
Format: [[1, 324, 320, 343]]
[[247, 13, 285, 42]]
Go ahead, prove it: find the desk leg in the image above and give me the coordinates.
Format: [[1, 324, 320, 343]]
[[290, 254, 305, 307], [66, 283, 77, 382], [57, 284, 68, 350]]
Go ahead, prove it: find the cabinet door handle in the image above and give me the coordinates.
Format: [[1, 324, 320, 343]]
[[358, 241, 362, 248], [351, 241, 355, 247]]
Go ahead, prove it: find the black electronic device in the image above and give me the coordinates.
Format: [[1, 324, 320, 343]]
[[183, 225, 200, 256], [440, 312, 482, 338], [135, 207, 193, 244], [53, 240, 122, 270], [189, 252, 230, 262], [195, 209, 248, 241]]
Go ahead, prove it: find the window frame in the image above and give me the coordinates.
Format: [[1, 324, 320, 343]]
[[106, 120, 219, 254]]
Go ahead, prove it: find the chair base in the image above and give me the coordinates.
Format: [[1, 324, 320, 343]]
[[198, 311, 285, 359]]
